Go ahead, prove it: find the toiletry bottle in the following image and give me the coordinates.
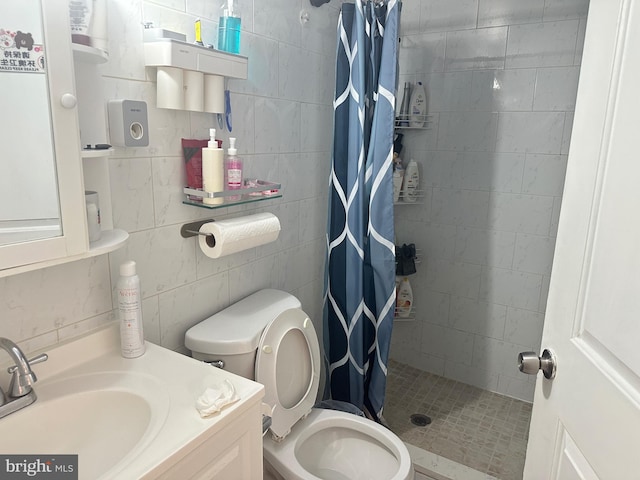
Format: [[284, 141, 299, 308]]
[[403, 159, 420, 203], [225, 137, 243, 200], [118, 261, 145, 358], [409, 81, 427, 128], [202, 128, 225, 205], [398, 82, 411, 127], [218, 0, 242, 54], [396, 277, 413, 318], [393, 154, 404, 203]]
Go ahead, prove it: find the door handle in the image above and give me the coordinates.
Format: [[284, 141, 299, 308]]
[[518, 348, 557, 379]]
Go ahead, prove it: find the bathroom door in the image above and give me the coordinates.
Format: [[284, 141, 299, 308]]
[[523, 0, 640, 477]]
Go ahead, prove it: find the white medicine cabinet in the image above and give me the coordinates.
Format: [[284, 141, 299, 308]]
[[0, 0, 126, 277]]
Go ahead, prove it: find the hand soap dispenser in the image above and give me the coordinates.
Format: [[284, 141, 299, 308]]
[[202, 128, 224, 205], [218, 0, 242, 54]]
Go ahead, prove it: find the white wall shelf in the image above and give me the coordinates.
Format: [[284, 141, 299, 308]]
[[81, 147, 114, 158], [144, 39, 248, 79], [72, 43, 108, 64]]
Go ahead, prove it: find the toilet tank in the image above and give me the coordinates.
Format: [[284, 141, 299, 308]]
[[185, 289, 301, 379]]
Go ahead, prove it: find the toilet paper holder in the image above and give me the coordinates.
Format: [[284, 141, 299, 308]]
[[181, 219, 216, 248]]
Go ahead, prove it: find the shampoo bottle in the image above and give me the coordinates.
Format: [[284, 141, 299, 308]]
[[396, 277, 413, 318], [225, 137, 243, 200], [118, 261, 145, 358], [202, 128, 224, 205], [409, 81, 427, 128], [402, 159, 420, 203], [218, 0, 242, 54]]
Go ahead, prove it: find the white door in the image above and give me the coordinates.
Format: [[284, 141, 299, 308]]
[[523, 0, 640, 478]]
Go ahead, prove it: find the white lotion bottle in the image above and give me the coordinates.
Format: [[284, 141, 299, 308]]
[[396, 277, 413, 318], [403, 159, 420, 203], [118, 261, 145, 358], [409, 81, 427, 128], [202, 128, 224, 205]]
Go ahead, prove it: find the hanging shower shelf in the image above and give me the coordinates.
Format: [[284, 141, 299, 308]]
[[394, 114, 433, 130], [394, 189, 426, 205], [393, 307, 415, 322], [183, 180, 282, 210]]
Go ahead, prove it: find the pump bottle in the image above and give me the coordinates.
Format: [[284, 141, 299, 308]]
[[225, 137, 243, 200], [202, 128, 224, 205], [218, 0, 242, 54]]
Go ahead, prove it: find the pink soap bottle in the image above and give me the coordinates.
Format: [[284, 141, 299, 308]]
[[225, 137, 243, 199]]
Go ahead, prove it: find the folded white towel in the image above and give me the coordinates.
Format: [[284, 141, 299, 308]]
[[196, 379, 240, 418]]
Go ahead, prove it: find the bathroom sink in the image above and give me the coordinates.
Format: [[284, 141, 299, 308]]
[[0, 372, 168, 479], [0, 323, 265, 480]]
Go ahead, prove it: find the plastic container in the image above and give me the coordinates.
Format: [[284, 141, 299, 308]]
[[396, 277, 413, 318], [402, 159, 420, 203], [409, 81, 427, 128], [397, 82, 411, 127], [393, 154, 404, 203], [225, 137, 243, 200], [202, 128, 224, 205], [118, 261, 145, 358], [218, 0, 241, 54]]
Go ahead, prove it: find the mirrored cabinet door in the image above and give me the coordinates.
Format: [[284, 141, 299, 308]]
[[0, 0, 87, 273]]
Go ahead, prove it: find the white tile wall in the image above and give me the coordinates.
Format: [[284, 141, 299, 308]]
[[391, 0, 588, 402], [0, 0, 335, 358], [0, 0, 587, 406]]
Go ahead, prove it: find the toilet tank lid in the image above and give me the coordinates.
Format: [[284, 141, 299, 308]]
[[185, 289, 302, 355]]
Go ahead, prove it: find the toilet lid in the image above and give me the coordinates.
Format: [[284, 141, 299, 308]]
[[256, 308, 320, 441]]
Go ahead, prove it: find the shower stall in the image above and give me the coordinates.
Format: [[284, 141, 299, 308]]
[[386, 1, 590, 478]]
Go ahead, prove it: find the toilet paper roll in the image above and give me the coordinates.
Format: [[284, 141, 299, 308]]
[[199, 213, 281, 259], [184, 70, 204, 112], [157, 67, 184, 110], [204, 74, 225, 113]]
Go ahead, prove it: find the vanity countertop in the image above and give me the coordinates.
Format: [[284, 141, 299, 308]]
[[0, 323, 264, 479]]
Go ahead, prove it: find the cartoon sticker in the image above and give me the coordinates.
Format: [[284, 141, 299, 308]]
[[0, 28, 45, 73]]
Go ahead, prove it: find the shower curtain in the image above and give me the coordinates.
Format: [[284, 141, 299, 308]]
[[323, 0, 400, 421]]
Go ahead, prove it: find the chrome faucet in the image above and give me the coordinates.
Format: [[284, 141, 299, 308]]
[[0, 337, 47, 419]]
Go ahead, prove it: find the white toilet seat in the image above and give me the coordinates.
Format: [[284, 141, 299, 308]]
[[256, 308, 321, 440]]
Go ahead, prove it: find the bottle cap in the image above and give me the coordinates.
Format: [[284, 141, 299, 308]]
[[208, 128, 217, 148], [228, 137, 237, 155], [120, 260, 137, 277]]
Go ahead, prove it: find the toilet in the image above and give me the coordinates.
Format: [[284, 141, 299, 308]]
[[185, 289, 413, 480]]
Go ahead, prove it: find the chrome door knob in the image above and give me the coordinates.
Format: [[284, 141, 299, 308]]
[[518, 348, 557, 379]]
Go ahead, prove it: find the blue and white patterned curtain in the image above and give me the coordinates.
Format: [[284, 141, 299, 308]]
[[323, 0, 400, 420]]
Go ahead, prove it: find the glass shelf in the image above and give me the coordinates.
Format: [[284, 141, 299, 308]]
[[183, 180, 282, 210]]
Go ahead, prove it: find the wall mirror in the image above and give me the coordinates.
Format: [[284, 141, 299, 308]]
[[0, 0, 61, 246], [0, 0, 87, 274]]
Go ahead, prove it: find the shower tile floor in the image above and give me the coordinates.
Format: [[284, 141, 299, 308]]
[[385, 359, 532, 480]]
